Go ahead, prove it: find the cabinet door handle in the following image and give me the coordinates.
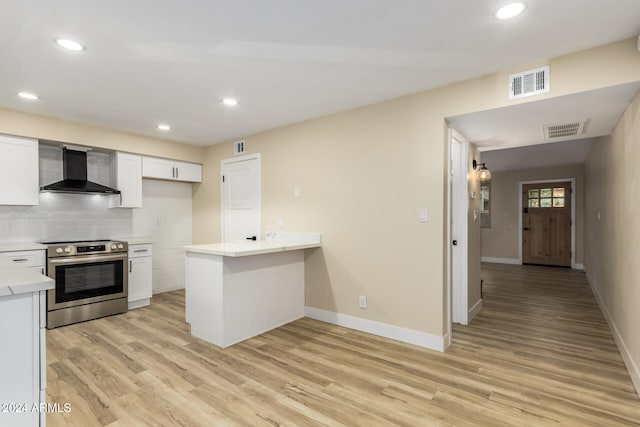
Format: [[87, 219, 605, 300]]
[[41, 267, 45, 275], [129, 260, 132, 273], [12, 258, 28, 262], [172, 167, 175, 178], [176, 167, 179, 179], [133, 249, 148, 253]]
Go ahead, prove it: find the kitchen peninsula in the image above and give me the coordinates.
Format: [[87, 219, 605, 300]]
[[184, 232, 321, 348]]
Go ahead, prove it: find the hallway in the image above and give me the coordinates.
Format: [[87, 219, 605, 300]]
[[451, 263, 640, 425]]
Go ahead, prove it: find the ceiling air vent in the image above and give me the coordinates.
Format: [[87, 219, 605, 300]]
[[233, 139, 246, 155], [543, 120, 589, 141], [509, 66, 550, 100]]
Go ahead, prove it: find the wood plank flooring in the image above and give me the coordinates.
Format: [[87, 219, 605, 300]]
[[46, 263, 640, 426]]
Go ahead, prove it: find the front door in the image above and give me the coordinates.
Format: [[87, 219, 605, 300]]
[[522, 182, 571, 267], [222, 154, 261, 242]]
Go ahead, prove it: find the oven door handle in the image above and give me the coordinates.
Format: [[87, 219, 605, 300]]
[[48, 253, 128, 265]]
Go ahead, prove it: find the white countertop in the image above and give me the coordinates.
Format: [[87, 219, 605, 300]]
[[125, 238, 153, 245], [184, 232, 321, 257], [0, 242, 47, 252], [0, 258, 54, 297]]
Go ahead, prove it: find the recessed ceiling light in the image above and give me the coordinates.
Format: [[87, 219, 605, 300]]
[[18, 92, 39, 100], [495, 2, 526, 20], [54, 38, 85, 51], [157, 124, 171, 131], [222, 98, 238, 106]]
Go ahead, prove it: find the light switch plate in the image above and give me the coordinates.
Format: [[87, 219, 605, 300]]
[[293, 186, 301, 198], [418, 208, 427, 223], [358, 295, 367, 309]]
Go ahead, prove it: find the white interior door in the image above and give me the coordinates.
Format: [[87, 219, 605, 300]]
[[451, 133, 469, 325], [222, 154, 261, 242]]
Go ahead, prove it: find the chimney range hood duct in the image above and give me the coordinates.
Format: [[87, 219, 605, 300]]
[[41, 147, 121, 195]]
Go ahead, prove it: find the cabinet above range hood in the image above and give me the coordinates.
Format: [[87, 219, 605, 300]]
[[40, 147, 120, 195]]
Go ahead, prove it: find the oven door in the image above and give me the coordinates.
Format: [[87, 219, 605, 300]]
[[47, 252, 128, 310]]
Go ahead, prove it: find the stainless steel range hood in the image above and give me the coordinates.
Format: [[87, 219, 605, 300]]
[[40, 147, 120, 195]]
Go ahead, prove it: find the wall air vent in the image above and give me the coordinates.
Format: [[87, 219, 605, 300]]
[[543, 120, 589, 141], [509, 66, 550, 99], [233, 140, 246, 155]]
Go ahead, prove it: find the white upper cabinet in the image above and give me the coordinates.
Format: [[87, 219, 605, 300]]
[[110, 152, 142, 208], [0, 134, 39, 206], [173, 160, 202, 182], [142, 156, 202, 183]]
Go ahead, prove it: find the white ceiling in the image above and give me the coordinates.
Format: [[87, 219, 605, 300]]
[[2, 1, 640, 146], [480, 139, 594, 172], [448, 82, 640, 150]]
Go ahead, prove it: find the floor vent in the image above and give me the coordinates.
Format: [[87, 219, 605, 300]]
[[509, 66, 550, 99], [543, 120, 589, 141]]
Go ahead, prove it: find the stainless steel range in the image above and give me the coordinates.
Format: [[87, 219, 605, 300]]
[[45, 240, 128, 328]]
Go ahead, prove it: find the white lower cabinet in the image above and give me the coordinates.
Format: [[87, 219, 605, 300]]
[[0, 250, 46, 275], [128, 244, 152, 309], [0, 291, 47, 427]]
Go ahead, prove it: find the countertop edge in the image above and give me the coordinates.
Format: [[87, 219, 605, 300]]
[[185, 242, 321, 257], [9, 278, 55, 295], [0, 242, 47, 252]]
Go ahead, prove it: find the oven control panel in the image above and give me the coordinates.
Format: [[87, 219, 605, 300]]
[[47, 241, 128, 257]]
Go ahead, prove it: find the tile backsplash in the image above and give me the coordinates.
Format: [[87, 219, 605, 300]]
[[0, 193, 132, 243]]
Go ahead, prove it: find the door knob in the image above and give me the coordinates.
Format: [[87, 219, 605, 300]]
[[246, 236, 257, 241], [523, 227, 530, 231], [452, 240, 458, 246]]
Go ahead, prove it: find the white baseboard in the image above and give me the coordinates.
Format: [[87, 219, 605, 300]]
[[153, 285, 185, 295], [128, 298, 150, 310], [304, 306, 446, 352], [468, 299, 483, 322], [587, 277, 640, 397], [574, 263, 585, 270], [481, 257, 521, 265]]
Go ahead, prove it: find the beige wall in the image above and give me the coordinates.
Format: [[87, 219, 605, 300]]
[[195, 99, 447, 333], [481, 165, 585, 265], [584, 91, 640, 392], [193, 38, 640, 341], [0, 107, 204, 162], [0, 38, 636, 348]]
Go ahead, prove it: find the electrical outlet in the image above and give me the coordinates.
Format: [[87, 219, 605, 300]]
[[358, 295, 367, 309]]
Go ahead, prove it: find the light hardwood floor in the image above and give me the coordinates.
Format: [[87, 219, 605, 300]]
[[47, 263, 640, 426]]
